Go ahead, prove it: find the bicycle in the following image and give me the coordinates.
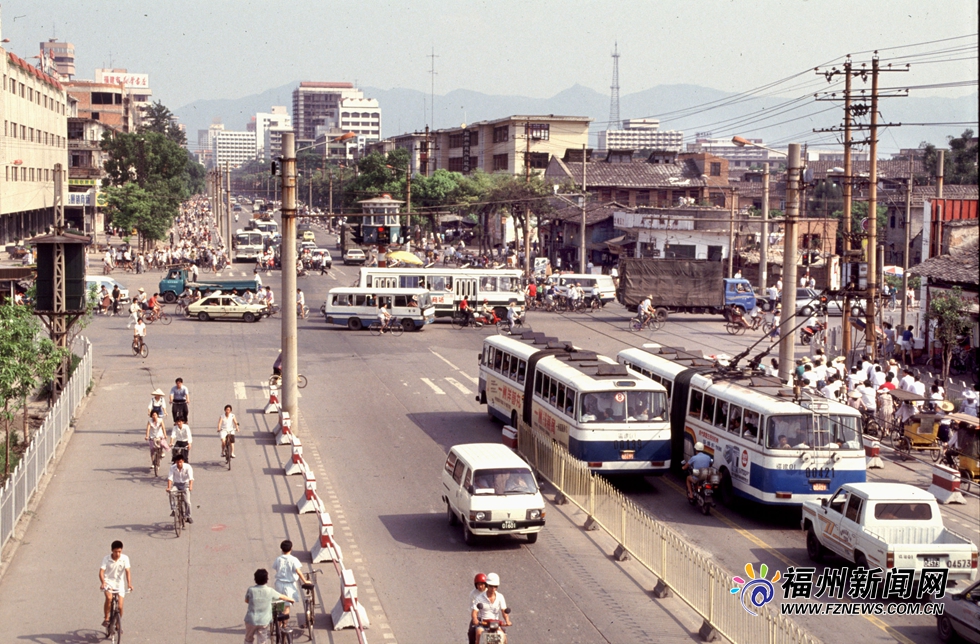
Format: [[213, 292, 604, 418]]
[[174, 298, 191, 317], [301, 568, 322, 642], [222, 434, 235, 470], [144, 308, 172, 325], [271, 600, 293, 644], [369, 318, 404, 337], [132, 336, 149, 358], [628, 312, 665, 333], [724, 320, 747, 335], [496, 317, 525, 335], [265, 304, 282, 319], [104, 588, 124, 644], [269, 374, 308, 389], [297, 304, 310, 320], [451, 312, 484, 330], [170, 488, 187, 537], [150, 439, 167, 477]]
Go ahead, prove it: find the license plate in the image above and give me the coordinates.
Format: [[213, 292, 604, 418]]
[[501, 520, 516, 530], [811, 482, 828, 491], [923, 558, 940, 567], [620, 450, 635, 460]]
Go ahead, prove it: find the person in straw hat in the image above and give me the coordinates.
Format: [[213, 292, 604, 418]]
[[148, 388, 168, 425], [961, 390, 978, 417]]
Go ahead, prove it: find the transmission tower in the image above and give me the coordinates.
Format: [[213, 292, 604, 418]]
[[608, 42, 621, 127]]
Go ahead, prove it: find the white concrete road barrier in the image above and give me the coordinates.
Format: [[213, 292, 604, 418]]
[[863, 436, 884, 469], [264, 384, 281, 414], [275, 412, 293, 445], [285, 439, 306, 476], [929, 463, 966, 504], [310, 510, 343, 563], [297, 470, 324, 514], [331, 567, 371, 631]]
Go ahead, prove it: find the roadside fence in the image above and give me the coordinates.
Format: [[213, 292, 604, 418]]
[[1, 337, 92, 551], [517, 423, 820, 644]]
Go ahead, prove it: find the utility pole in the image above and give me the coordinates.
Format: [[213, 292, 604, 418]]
[[524, 122, 532, 277], [580, 144, 587, 274], [900, 152, 913, 328], [841, 60, 853, 358], [224, 161, 231, 248], [759, 162, 770, 291], [778, 144, 802, 383], [280, 133, 299, 433], [865, 57, 880, 361], [405, 167, 412, 249], [727, 187, 737, 277]]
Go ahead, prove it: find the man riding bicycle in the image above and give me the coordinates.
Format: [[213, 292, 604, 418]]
[[377, 303, 394, 333], [217, 404, 240, 459], [506, 301, 520, 333], [133, 316, 147, 349], [638, 294, 654, 327]]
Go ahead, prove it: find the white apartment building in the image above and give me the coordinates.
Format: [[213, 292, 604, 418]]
[[251, 107, 291, 159], [292, 82, 365, 142], [264, 125, 293, 161], [339, 98, 381, 141], [211, 130, 256, 169], [1, 48, 70, 243], [685, 137, 778, 168], [598, 119, 683, 152]]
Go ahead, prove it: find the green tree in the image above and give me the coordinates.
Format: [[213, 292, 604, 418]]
[[808, 179, 844, 218], [927, 287, 972, 381], [139, 101, 187, 146], [920, 130, 979, 186]]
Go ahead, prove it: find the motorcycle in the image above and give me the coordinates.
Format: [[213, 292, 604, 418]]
[[686, 465, 721, 515], [799, 319, 827, 346], [474, 605, 511, 644], [473, 309, 502, 326]]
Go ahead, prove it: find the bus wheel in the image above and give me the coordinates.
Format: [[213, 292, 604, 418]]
[[348, 317, 362, 331], [719, 470, 736, 507]]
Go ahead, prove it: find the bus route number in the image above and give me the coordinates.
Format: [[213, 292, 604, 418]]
[[805, 467, 834, 478]]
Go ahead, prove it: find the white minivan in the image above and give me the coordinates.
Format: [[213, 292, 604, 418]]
[[547, 273, 616, 304], [442, 443, 546, 545], [322, 287, 435, 332]]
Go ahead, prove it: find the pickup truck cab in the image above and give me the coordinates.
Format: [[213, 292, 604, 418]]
[[802, 482, 978, 583]]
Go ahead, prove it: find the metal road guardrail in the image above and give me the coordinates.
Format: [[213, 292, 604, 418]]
[[1, 338, 92, 551], [517, 423, 820, 644]]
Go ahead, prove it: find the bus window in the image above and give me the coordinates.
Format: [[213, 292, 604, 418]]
[[365, 276, 373, 287], [714, 401, 729, 429], [689, 390, 703, 417], [663, 380, 672, 400], [565, 390, 576, 417], [508, 356, 519, 380], [501, 353, 512, 376], [353, 295, 366, 306], [480, 276, 497, 291], [499, 276, 518, 292], [701, 396, 716, 424], [767, 415, 810, 449], [428, 276, 452, 291], [549, 380, 558, 406], [516, 360, 527, 384], [742, 410, 760, 441], [394, 295, 408, 307], [534, 372, 543, 395], [493, 350, 503, 372], [727, 405, 743, 435], [557, 385, 566, 411], [399, 276, 422, 288]]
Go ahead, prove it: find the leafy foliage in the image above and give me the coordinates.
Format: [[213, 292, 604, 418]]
[[926, 287, 972, 380], [920, 130, 979, 186], [139, 101, 187, 146]]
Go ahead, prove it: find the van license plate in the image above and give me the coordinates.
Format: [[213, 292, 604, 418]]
[[923, 558, 940, 567], [811, 482, 828, 491], [620, 450, 635, 460], [501, 520, 516, 530]]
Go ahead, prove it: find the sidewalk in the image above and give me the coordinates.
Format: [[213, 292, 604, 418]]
[[0, 316, 367, 643]]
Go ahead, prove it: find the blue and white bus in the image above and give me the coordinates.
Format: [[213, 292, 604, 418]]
[[479, 335, 671, 476], [359, 267, 525, 319], [618, 347, 866, 505]]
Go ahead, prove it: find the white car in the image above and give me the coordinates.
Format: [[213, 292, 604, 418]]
[[187, 293, 266, 322], [938, 578, 980, 643], [343, 248, 367, 265]]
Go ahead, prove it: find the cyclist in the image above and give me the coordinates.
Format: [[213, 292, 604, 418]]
[[638, 294, 653, 327], [217, 404, 240, 459], [589, 283, 602, 308], [244, 568, 295, 644], [272, 540, 310, 625], [296, 288, 306, 319], [148, 388, 167, 422], [145, 410, 169, 469], [147, 292, 162, 317], [170, 377, 190, 423], [133, 315, 147, 350], [459, 295, 473, 327], [378, 303, 393, 333], [99, 540, 133, 628], [170, 417, 193, 463], [264, 286, 276, 315], [506, 301, 520, 333], [166, 453, 194, 524]]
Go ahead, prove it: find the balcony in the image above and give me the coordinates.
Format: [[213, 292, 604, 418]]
[[68, 138, 101, 150], [68, 166, 103, 179]]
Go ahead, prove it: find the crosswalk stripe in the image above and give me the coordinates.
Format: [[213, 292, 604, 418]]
[[233, 382, 247, 399], [444, 377, 472, 395], [420, 378, 446, 395], [429, 350, 460, 371], [460, 374, 478, 385]]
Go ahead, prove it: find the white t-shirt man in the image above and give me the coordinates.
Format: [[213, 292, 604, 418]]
[[472, 590, 508, 622], [100, 553, 131, 596], [273, 552, 304, 601]]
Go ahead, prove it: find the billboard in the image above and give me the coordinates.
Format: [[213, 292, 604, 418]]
[[95, 69, 150, 88]]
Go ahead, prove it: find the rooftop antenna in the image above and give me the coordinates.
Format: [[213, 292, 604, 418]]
[[428, 47, 439, 129], [609, 42, 621, 127]]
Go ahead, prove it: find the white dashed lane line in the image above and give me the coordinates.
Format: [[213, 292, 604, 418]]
[[420, 378, 446, 395], [444, 377, 472, 395]]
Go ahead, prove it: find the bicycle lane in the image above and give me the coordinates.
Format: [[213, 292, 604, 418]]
[[0, 311, 369, 643]]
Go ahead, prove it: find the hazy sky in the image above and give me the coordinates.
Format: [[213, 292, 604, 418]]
[[3, 0, 977, 110]]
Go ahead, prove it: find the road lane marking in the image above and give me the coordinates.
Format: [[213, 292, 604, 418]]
[[429, 350, 460, 371], [444, 377, 472, 395], [233, 382, 246, 399], [460, 373, 478, 385], [660, 476, 917, 644], [420, 378, 446, 395]]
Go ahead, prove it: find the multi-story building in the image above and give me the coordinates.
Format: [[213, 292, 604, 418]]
[[292, 82, 365, 142], [598, 119, 683, 152], [40, 39, 75, 80], [338, 98, 381, 141], [1, 49, 70, 244], [265, 125, 293, 161], [428, 115, 591, 177], [95, 69, 152, 123], [686, 137, 783, 170], [251, 107, 291, 159], [65, 79, 135, 133], [211, 130, 256, 169], [365, 132, 429, 174], [66, 117, 111, 235]]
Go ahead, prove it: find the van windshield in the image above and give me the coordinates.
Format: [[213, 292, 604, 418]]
[[472, 468, 538, 495]]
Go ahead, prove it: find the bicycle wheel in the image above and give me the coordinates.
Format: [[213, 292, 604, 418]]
[[389, 323, 404, 337], [628, 318, 642, 332], [451, 313, 466, 330], [863, 418, 880, 438], [725, 322, 739, 336], [132, 340, 140, 355], [160, 311, 172, 325], [898, 437, 912, 462], [173, 499, 182, 537], [271, 306, 281, 319], [225, 442, 232, 470], [175, 303, 188, 317], [649, 317, 665, 332], [368, 322, 382, 336], [109, 612, 121, 644], [496, 321, 509, 335], [140, 343, 149, 358], [144, 314, 155, 325], [304, 593, 315, 641], [297, 374, 308, 389], [931, 444, 943, 463]]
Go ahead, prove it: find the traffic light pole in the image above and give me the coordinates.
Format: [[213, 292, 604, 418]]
[[280, 133, 299, 431]]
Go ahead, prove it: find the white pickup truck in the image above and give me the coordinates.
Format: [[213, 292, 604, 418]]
[[802, 482, 978, 583]]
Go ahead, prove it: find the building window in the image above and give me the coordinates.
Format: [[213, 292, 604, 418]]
[[636, 190, 650, 206], [493, 126, 509, 143], [615, 190, 630, 203], [492, 154, 508, 171], [527, 123, 550, 140], [599, 189, 613, 202], [710, 192, 725, 207], [710, 162, 722, 176], [889, 215, 896, 228], [448, 157, 465, 172], [448, 133, 465, 149], [528, 152, 549, 169]]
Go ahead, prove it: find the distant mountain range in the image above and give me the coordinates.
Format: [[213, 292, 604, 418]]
[[174, 82, 977, 154]]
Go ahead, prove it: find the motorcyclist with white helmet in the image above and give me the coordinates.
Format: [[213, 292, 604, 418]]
[[471, 572, 511, 642], [683, 442, 713, 501]]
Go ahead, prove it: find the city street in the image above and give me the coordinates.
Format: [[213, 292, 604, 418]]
[[0, 224, 976, 644]]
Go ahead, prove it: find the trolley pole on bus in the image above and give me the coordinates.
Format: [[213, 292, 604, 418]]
[[778, 143, 802, 383], [280, 133, 300, 430]]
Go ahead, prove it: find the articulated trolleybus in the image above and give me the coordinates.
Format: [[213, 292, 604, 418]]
[[479, 334, 671, 475], [360, 267, 525, 319], [617, 347, 866, 505]]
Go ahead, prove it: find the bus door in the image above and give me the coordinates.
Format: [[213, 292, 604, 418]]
[[455, 278, 478, 305]]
